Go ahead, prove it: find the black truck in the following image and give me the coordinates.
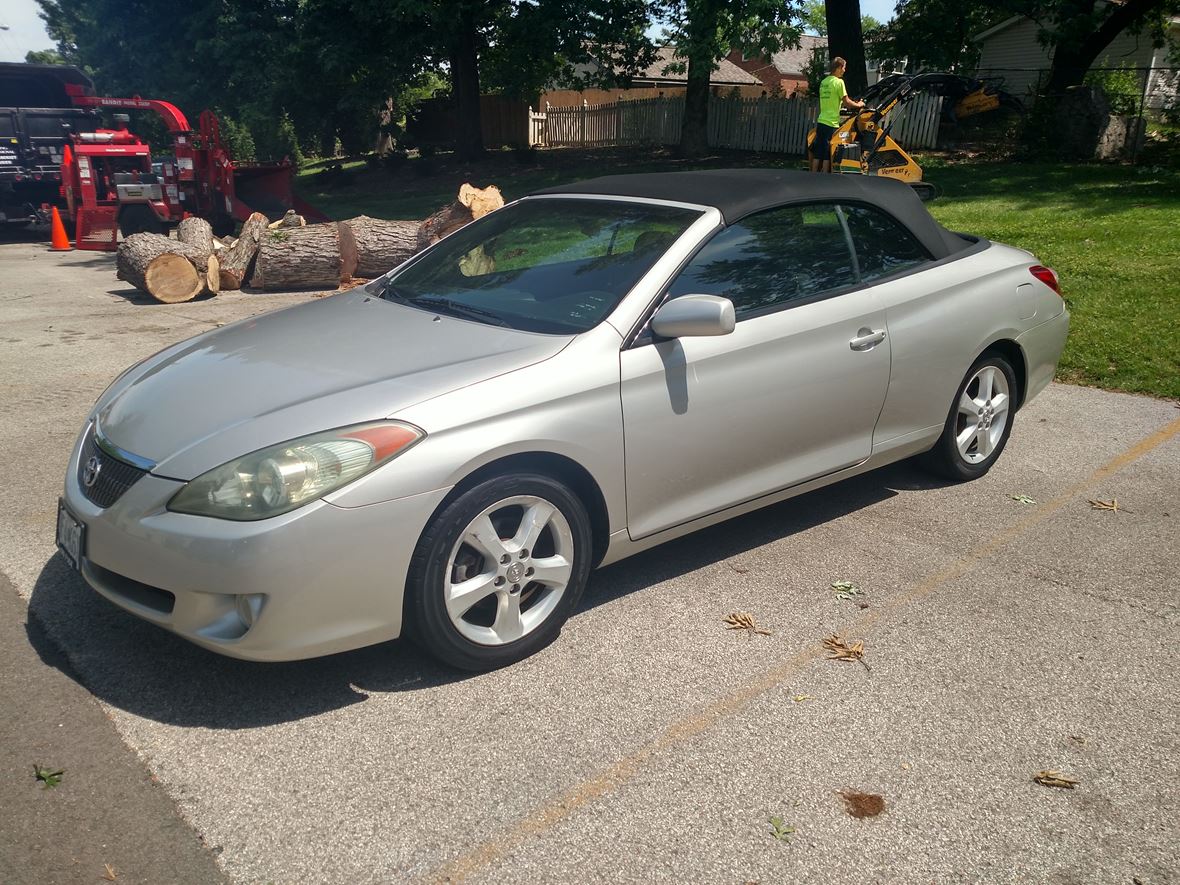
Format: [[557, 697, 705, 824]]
[[0, 63, 100, 226]]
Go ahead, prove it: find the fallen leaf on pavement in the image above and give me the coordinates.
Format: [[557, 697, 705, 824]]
[[102, 863, 118, 881], [768, 815, 795, 842], [1011, 494, 1038, 505], [33, 764, 64, 789], [1033, 769, 1079, 789], [822, 633, 870, 671], [839, 790, 885, 818], [830, 580, 862, 600], [724, 611, 770, 636], [792, 694, 812, 703], [1088, 498, 1127, 513]]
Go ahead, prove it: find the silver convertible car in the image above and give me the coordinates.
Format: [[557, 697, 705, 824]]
[[59, 170, 1068, 670]]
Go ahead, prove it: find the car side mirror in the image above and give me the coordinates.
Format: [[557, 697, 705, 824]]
[[650, 294, 736, 339]]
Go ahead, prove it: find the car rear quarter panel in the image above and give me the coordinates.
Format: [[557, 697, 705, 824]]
[[871, 240, 1062, 445]]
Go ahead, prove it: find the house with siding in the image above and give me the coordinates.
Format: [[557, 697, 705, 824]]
[[974, 14, 1179, 108], [727, 38, 902, 96], [541, 46, 764, 107]]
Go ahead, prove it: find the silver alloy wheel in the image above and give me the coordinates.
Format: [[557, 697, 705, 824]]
[[444, 495, 575, 646], [955, 364, 1011, 464]]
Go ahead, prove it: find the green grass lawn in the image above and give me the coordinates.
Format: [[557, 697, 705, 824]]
[[297, 149, 1180, 399]]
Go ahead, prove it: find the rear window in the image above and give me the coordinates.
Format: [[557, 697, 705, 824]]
[[0, 115, 14, 137]]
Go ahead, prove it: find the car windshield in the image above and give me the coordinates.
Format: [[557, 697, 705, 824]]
[[378, 198, 702, 334]]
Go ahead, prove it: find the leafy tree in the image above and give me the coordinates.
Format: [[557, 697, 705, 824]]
[[24, 48, 66, 64], [871, 0, 1005, 72], [658, 0, 804, 156], [1033, 0, 1179, 95]]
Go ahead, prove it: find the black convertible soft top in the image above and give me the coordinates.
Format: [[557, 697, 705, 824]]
[[534, 169, 965, 260]]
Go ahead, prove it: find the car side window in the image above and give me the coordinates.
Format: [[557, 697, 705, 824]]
[[666, 204, 858, 319], [841, 204, 930, 283]]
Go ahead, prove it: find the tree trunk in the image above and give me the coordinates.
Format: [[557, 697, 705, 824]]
[[175, 216, 214, 256], [679, 51, 712, 157], [342, 216, 421, 278], [116, 233, 220, 303], [218, 212, 268, 290], [1042, 0, 1161, 95], [826, 0, 868, 97], [416, 183, 504, 251], [251, 222, 359, 291], [450, 3, 484, 160]]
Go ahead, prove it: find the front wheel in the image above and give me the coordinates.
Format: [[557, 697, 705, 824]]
[[922, 354, 1018, 481], [405, 474, 593, 671]]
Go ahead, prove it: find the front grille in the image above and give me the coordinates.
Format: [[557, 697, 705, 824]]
[[77, 425, 149, 508]]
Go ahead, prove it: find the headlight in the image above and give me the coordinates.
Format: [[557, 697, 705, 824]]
[[168, 421, 423, 520]]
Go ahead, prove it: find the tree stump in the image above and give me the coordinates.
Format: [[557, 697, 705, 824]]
[[342, 215, 420, 278], [218, 212, 268, 290], [251, 222, 358, 291], [175, 216, 214, 256], [116, 233, 220, 303], [416, 183, 503, 251]]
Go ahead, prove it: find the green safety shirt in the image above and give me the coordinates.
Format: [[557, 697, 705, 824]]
[[817, 75, 847, 127]]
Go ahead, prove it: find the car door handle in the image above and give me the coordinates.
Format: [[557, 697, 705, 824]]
[[849, 328, 887, 351]]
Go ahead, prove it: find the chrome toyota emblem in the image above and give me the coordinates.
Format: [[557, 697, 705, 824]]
[[82, 455, 102, 488]]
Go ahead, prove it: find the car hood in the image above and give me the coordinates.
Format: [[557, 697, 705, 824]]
[[96, 292, 572, 480]]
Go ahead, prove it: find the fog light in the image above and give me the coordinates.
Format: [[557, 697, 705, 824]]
[[235, 593, 265, 629]]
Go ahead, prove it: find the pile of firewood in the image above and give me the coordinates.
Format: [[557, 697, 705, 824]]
[[115, 183, 503, 304]]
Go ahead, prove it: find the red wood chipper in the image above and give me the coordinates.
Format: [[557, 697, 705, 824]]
[[59, 84, 324, 250]]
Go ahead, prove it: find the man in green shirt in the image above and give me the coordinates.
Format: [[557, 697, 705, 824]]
[[810, 56, 865, 173]]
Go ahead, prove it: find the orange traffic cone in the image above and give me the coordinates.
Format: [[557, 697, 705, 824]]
[[49, 206, 72, 252]]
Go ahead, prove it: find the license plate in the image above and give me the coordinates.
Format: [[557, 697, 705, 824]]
[[56, 499, 85, 572]]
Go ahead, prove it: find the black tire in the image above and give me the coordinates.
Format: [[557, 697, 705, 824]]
[[118, 204, 165, 237], [921, 352, 1018, 481], [405, 473, 593, 671]]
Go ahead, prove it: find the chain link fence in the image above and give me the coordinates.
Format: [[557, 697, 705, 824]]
[[959, 65, 1179, 164]]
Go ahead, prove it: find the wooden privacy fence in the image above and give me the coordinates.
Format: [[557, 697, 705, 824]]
[[531, 91, 945, 153]]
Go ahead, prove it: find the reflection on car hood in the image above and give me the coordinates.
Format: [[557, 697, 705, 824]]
[[96, 292, 572, 479]]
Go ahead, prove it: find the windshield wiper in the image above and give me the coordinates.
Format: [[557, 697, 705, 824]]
[[369, 277, 412, 304], [414, 296, 511, 328]]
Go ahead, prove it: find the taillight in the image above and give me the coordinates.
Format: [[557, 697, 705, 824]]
[[1029, 265, 1060, 295]]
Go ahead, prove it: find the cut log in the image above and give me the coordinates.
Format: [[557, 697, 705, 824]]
[[268, 209, 306, 230], [341, 215, 419, 278], [175, 216, 214, 256], [251, 222, 358, 291], [203, 253, 221, 296], [218, 212, 268, 290], [116, 232, 218, 303], [416, 183, 503, 251]]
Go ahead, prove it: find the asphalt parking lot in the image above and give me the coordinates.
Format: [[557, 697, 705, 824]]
[[2, 240, 1178, 884]]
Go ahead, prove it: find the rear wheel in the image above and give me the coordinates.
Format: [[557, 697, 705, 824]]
[[406, 474, 592, 671], [922, 353, 1017, 481]]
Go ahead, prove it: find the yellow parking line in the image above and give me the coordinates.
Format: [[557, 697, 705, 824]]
[[425, 415, 1180, 884]]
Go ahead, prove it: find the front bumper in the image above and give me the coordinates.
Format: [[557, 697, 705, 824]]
[[62, 430, 451, 661]]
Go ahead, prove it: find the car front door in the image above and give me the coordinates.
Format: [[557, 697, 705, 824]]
[[620, 203, 892, 540]]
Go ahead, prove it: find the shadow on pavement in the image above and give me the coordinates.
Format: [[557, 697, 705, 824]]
[[27, 459, 946, 730]]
